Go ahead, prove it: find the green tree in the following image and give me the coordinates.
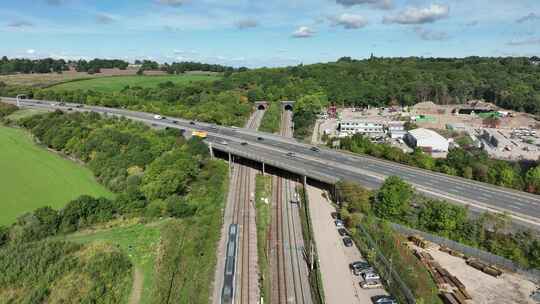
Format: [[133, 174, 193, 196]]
[[375, 176, 413, 221], [525, 166, 540, 193]]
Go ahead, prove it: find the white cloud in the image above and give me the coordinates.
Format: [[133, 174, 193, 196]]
[[7, 20, 34, 28], [336, 0, 393, 10], [507, 37, 540, 46], [235, 18, 258, 30], [292, 26, 315, 38], [383, 4, 449, 25], [414, 27, 449, 41], [329, 13, 368, 29], [516, 13, 540, 24], [26, 49, 36, 54], [155, 0, 188, 7], [96, 13, 115, 24]]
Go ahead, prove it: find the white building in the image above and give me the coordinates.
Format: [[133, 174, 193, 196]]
[[405, 128, 449, 157], [387, 121, 406, 139], [338, 120, 385, 137]]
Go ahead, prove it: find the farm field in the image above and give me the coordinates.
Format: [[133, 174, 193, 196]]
[[0, 126, 112, 225], [59, 219, 167, 304], [47, 74, 221, 93]]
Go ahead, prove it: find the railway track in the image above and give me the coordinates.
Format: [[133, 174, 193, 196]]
[[230, 110, 263, 304], [271, 110, 313, 304]]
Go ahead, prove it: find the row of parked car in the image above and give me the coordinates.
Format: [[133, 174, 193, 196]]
[[332, 212, 398, 304]]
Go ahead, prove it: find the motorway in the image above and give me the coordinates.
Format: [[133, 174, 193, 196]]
[[3, 97, 540, 231]]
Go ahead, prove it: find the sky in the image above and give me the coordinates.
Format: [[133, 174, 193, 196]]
[[0, 0, 539, 67]]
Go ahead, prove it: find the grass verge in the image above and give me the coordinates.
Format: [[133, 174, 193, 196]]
[[255, 174, 272, 302], [297, 184, 325, 304], [259, 102, 281, 134]]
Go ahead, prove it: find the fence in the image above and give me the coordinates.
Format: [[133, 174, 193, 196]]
[[356, 223, 417, 304], [390, 223, 540, 284]]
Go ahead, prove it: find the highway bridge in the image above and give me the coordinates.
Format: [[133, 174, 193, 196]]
[[2, 97, 540, 231]]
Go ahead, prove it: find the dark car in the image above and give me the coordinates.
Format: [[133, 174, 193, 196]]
[[349, 261, 371, 275], [371, 295, 398, 304], [66, 107, 73, 111], [189, 121, 196, 125], [75, 104, 83, 108], [286, 152, 295, 157], [343, 237, 353, 247], [338, 228, 348, 236], [172, 120, 178, 124], [257, 137, 264, 141], [241, 142, 248, 146], [310, 146, 320, 152], [331, 212, 341, 220]]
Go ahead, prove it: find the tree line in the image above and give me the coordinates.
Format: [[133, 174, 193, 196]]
[[337, 134, 540, 194], [336, 177, 540, 270]]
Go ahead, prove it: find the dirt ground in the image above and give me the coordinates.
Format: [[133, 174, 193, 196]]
[[413, 244, 537, 304], [128, 267, 143, 304]]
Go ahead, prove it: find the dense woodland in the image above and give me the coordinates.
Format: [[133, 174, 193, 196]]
[[0, 111, 228, 303], [338, 134, 540, 194]]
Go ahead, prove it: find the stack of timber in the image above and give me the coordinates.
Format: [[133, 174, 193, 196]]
[[412, 249, 472, 304], [408, 235, 436, 249], [466, 258, 503, 277]]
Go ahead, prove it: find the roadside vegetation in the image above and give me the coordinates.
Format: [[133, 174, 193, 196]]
[[259, 102, 281, 133], [336, 133, 540, 194], [0, 110, 229, 303], [47, 74, 220, 93], [336, 178, 540, 271], [254, 174, 272, 302], [0, 240, 132, 303]]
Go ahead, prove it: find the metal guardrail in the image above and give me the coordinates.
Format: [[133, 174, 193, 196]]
[[390, 223, 540, 284]]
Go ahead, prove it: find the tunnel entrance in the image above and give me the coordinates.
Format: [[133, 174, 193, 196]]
[[284, 104, 293, 111], [257, 105, 266, 110]]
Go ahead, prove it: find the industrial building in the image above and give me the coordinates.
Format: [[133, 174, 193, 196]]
[[405, 128, 449, 157], [338, 120, 385, 137], [387, 121, 406, 139]]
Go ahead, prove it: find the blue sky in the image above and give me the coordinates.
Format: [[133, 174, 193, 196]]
[[0, 0, 538, 67]]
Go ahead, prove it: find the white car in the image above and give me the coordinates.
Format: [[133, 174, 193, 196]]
[[153, 114, 163, 120], [362, 272, 381, 281], [360, 280, 382, 289]]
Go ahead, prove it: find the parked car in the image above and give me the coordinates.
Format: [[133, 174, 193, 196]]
[[371, 295, 398, 304], [349, 261, 370, 272], [338, 228, 348, 236], [330, 212, 340, 219], [363, 272, 381, 281], [360, 280, 382, 289], [334, 219, 344, 228], [343, 237, 353, 247]]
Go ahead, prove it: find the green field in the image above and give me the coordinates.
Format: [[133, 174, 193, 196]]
[[59, 220, 166, 304], [47, 74, 221, 92], [0, 126, 112, 226]]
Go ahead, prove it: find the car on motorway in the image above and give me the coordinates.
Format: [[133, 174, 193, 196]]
[[360, 280, 383, 289], [338, 228, 348, 236], [371, 295, 398, 304], [286, 152, 295, 157], [257, 137, 264, 141], [75, 104, 83, 108], [189, 121, 196, 125], [310, 146, 320, 152], [343, 237, 353, 247], [363, 272, 381, 281], [66, 107, 73, 111], [171, 120, 178, 124], [153, 114, 163, 120], [59, 102, 66, 106], [219, 140, 228, 145], [241, 142, 248, 146], [334, 219, 344, 228]]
